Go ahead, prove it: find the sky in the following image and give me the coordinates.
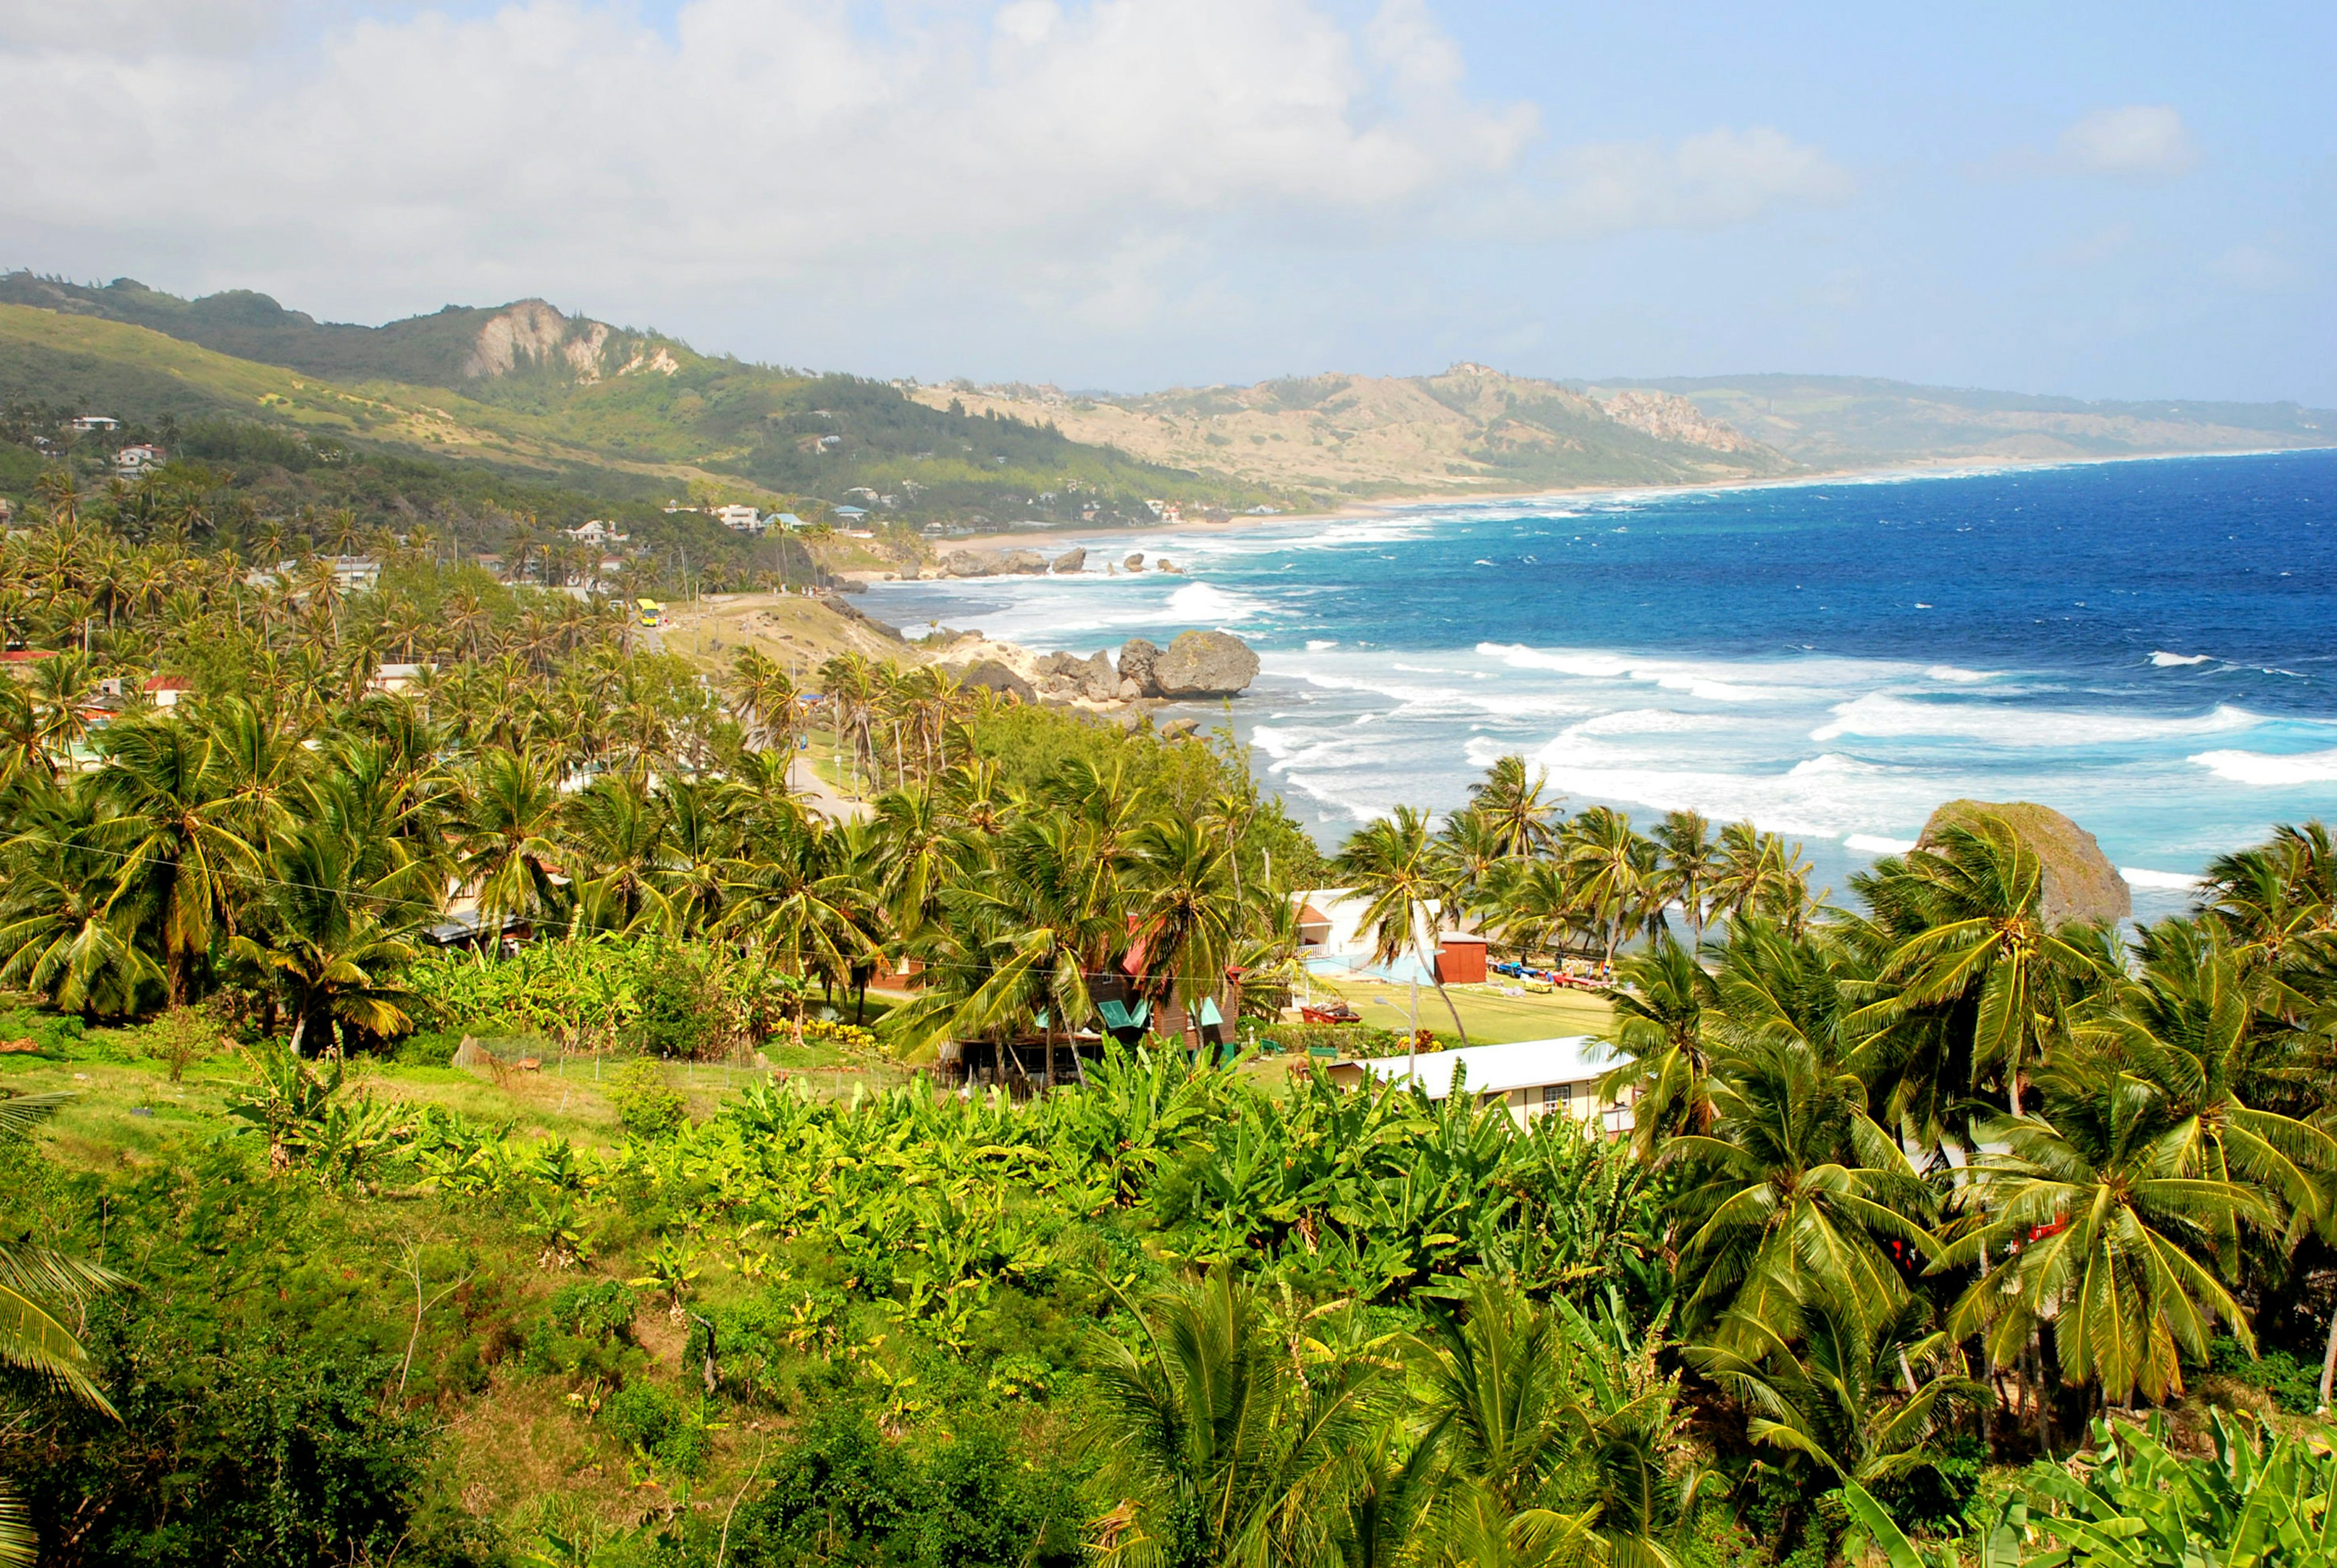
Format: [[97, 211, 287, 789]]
[[0, 0, 2330, 401]]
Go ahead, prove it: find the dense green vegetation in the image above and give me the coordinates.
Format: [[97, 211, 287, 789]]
[[0, 472, 2333, 1563]]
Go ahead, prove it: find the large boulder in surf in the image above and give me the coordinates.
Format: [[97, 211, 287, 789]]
[[1116, 638, 1162, 694], [1916, 800, 2131, 928], [1050, 547, 1086, 574], [1150, 630, 1260, 699]]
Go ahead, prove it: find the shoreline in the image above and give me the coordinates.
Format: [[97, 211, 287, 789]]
[[953, 443, 2331, 549]]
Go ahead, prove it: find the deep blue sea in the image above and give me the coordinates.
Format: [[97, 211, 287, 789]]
[[864, 450, 2337, 918]]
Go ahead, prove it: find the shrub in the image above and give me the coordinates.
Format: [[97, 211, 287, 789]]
[[391, 1029, 462, 1067], [610, 1058, 688, 1139], [525, 1280, 644, 1383], [2209, 1335, 2322, 1413], [598, 1382, 710, 1478]]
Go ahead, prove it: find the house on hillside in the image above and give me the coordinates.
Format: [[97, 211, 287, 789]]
[[143, 674, 194, 708], [713, 504, 765, 534], [1327, 1036, 1634, 1134], [68, 415, 120, 433], [369, 663, 434, 694], [564, 519, 629, 545], [113, 444, 166, 476]]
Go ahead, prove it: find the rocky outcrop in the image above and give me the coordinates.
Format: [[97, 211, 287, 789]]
[[1116, 638, 1161, 694], [1916, 800, 2132, 928], [1123, 553, 1145, 571], [956, 659, 1035, 703], [1035, 649, 1119, 701], [1154, 558, 1182, 574], [1601, 390, 1767, 456], [1051, 548, 1086, 574], [1150, 630, 1259, 697], [935, 548, 1050, 578]]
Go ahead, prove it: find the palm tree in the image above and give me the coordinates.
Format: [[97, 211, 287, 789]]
[[1938, 1053, 2274, 1408], [1081, 1268, 1386, 1568], [92, 719, 253, 1005], [229, 823, 421, 1056], [1131, 817, 1251, 1051], [1332, 806, 1469, 1045], [1469, 754, 1561, 859], [1596, 934, 1717, 1157], [725, 647, 799, 753], [564, 775, 674, 933], [1854, 818, 2114, 1115], [1561, 806, 1658, 974], [1663, 938, 1937, 1340], [27, 648, 97, 765], [0, 788, 163, 1017], [1652, 810, 1722, 944], [458, 748, 565, 931], [1689, 1292, 1984, 1500]]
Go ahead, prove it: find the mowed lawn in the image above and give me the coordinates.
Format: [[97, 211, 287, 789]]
[[1304, 977, 1614, 1045]]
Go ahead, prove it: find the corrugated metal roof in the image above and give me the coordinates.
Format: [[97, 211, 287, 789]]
[[1347, 1036, 1619, 1099]]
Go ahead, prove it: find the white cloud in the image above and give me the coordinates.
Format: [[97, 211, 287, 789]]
[[1540, 126, 1855, 236], [2058, 105, 2199, 178], [0, 0, 1854, 375]]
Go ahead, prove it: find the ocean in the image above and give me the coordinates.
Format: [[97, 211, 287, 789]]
[[862, 450, 2337, 919]]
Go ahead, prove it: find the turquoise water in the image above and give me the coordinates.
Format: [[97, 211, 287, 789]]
[[865, 450, 2337, 915]]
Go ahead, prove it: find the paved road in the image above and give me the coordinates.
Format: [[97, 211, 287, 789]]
[[790, 753, 872, 823]]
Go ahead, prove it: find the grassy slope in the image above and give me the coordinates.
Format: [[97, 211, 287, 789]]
[[908, 368, 1794, 499], [1598, 373, 2337, 467]]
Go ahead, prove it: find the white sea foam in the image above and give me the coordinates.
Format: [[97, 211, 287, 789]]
[[2121, 867, 2202, 891], [1845, 834, 1919, 855], [1476, 643, 1798, 703], [2151, 650, 2215, 667], [1305, 639, 1338, 651], [1813, 694, 2262, 746], [2189, 747, 2337, 786], [1165, 580, 1260, 622], [1925, 665, 1997, 683]]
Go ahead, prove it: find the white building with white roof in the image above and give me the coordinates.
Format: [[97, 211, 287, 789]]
[[1328, 1036, 1635, 1134]]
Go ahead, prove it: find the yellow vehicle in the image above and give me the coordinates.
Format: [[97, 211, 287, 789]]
[[636, 598, 663, 629]]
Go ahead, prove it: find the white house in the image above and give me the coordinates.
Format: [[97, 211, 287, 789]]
[[114, 444, 166, 476], [564, 519, 628, 545], [713, 504, 765, 534], [1329, 1037, 1634, 1134], [69, 414, 121, 432]]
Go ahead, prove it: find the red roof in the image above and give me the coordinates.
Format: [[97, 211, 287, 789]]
[[0, 650, 56, 663], [143, 675, 194, 692]]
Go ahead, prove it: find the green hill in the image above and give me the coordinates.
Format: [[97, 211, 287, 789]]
[[0, 275, 1280, 528]]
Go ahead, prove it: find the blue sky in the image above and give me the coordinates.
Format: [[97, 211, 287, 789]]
[[0, 0, 2328, 401]]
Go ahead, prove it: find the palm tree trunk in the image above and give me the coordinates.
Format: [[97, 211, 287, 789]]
[[1414, 938, 1469, 1046], [2318, 1293, 2337, 1413]]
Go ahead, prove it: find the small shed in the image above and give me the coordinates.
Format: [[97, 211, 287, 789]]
[[1434, 934, 1487, 985]]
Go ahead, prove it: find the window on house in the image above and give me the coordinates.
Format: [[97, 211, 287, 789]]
[[1542, 1082, 1568, 1112]]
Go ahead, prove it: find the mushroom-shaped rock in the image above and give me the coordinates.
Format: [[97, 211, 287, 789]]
[[1915, 800, 2133, 928], [1123, 553, 1145, 571], [1150, 630, 1260, 698]]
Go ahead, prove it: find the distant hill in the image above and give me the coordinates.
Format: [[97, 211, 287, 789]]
[[907, 365, 1795, 498], [1591, 373, 2335, 469], [0, 274, 1271, 528]]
